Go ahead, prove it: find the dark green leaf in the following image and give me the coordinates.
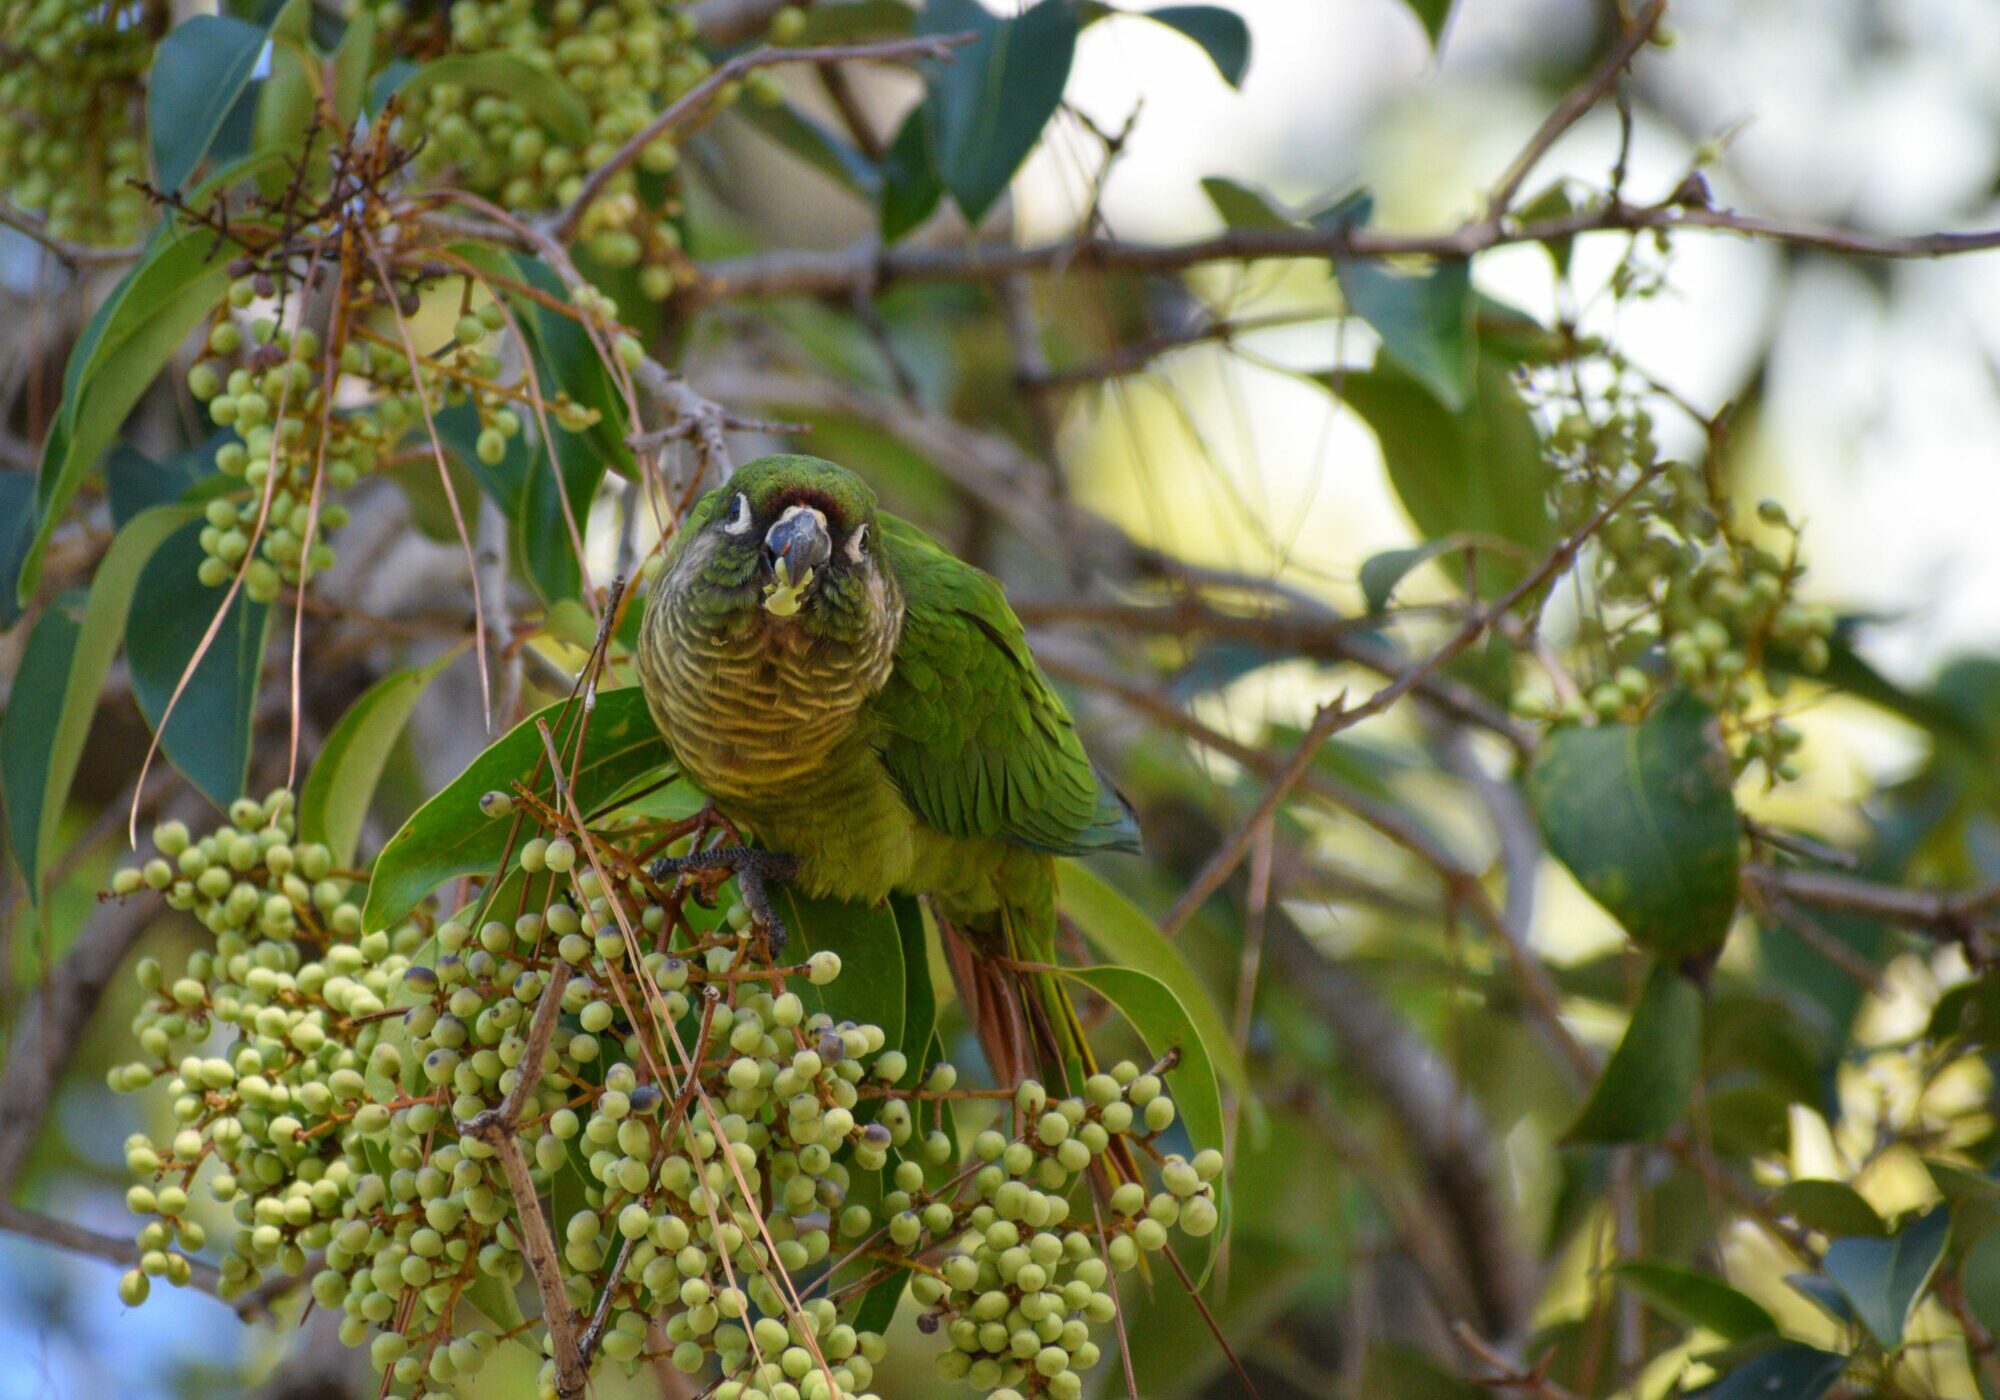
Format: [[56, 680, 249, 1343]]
[[777, 889, 905, 1057], [1962, 1229, 2000, 1338], [880, 106, 942, 242], [330, 10, 376, 132], [0, 508, 194, 905], [1689, 1343, 1848, 1400], [1770, 1180, 1887, 1239], [854, 1271, 909, 1336], [1822, 1207, 1949, 1348], [1359, 539, 1460, 612], [1336, 356, 1554, 590], [106, 440, 217, 528], [1201, 175, 1290, 229], [299, 651, 461, 867], [1361, 1345, 1486, 1400], [919, 0, 1079, 224], [890, 893, 936, 1078], [1515, 182, 1577, 275], [1610, 1260, 1778, 1342], [363, 687, 672, 931], [1529, 691, 1741, 958], [126, 520, 272, 809], [793, 0, 915, 43], [1398, 0, 1456, 48], [1337, 256, 1474, 409], [1565, 964, 1702, 1144], [1787, 1272, 1856, 1325], [148, 15, 268, 191], [393, 53, 590, 143], [1309, 186, 1374, 233], [735, 101, 881, 200], [19, 225, 231, 606], [1059, 861, 1251, 1107], [0, 473, 32, 631], [1136, 5, 1251, 87]]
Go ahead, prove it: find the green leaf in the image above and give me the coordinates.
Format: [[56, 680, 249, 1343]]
[[1787, 1272, 1856, 1325], [362, 687, 672, 931], [919, 0, 1079, 224], [1361, 1345, 1486, 1400], [392, 53, 589, 143], [1398, 0, 1456, 48], [854, 1271, 909, 1336], [1201, 175, 1290, 229], [1822, 1207, 1949, 1348], [299, 651, 461, 867], [126, 520, 272, 809], [776, 889, 905, 1058], [1136, 5, 1250, 87], [18, 225, 231, 606], [1689, 1344, 1848, 1400], [1335, 357, 1554, 593], [1061, 964, 1229, 1279], [1058, 862, 1251, 1108], [0, 472, 32, 631], [890, 893, 937, 1078], [1770, 1180, 1888, 1239], [105, 441, 215, 527], [1961, 1229, 2000, 1338], [1610, 1260, 1778, 1342], [1359, 539, 1460, 613], [1337, 256, 1474, 409], [794, 0, 916, 43], [330, 9, 377, 132], [465, 1272, 525, 1332], [0, 507, 194, 906], [880, 106, 942, 242], [735, 101, 881, 201], [1528, 691, 1741, 958], [1565, 964, 1702, 1144], [149, 15, 268, 191]]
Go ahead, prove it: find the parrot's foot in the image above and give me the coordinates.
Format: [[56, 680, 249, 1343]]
[[648, 847, 799, 959]]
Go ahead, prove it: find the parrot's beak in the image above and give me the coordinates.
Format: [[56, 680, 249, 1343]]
[[761, 506, 832, 616]]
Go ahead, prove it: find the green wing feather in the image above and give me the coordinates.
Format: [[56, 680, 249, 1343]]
[[871, 515, 1139, 856]]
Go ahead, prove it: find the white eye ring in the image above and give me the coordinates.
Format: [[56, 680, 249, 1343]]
[[844, 522, 869, 565], [723, 492, 752, 536]]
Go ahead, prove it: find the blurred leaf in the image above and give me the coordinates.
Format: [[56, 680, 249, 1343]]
[[1337, 256, 1474, 409], [735, 100, 882, 200], [0, 507, 193, 908], [1516, 182, 1577, 275], [1611, 1260, 1778, 1341], [1565, 965, 1702, 1144], [1362, 1345, 1486, 1400], [19, 224, 230, 606], [1059, 862, 1251, 1107], [148, 15, 267, 192], [793, 0, 915, 43], [1310, 185, 1374, 232], [1787, 1271, 1857, 1324], [363, 687, 673, 930], [1398, 0, 1457, 47], [329, 9, 375, 131], [1360, 539, 1460, 613], [0, 472, 33, 631], [1929, 974, 2000, 1047], [1132, 5, 1250, 87], [1061, 964, 1228, 1279], [1335, 358, 1554, 592], [1962, 1229, 2000, 1338], [300, 650, 461, 868], [1201, 175, 1290, 229], [880, 106, 942, 241], [464, 1272, 524, 1332], [392, 53, 589, 143], [126, 519, 271, 809], [105, 441, 215, 527], [1529, 692, 1740, 959], [1771, 1180, 1887, 1239], [919, 0, 1078, 224], [1689, 1343, 1848, 1400], [1822, 1206, 1949, 1348], [777, 889, 905, 1055]]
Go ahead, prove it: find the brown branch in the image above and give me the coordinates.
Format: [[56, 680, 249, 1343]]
[[462, 960, 584, 1398], [1453, 1321, 1589, 1400], [0, 1202, 221, 1295], [1744, 865, 2000, 966], [0, 200, 144, 267], [551, 33, 975, 242]]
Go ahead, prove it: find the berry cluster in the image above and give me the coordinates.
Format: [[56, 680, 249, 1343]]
[[0, 0, 155, 244], [107, 787, 1223, 1400]]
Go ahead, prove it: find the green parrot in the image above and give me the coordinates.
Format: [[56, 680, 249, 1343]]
[[635, 454, 1139, 1083]]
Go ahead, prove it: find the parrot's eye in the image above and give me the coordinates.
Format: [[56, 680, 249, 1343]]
[[844, 522, 869, 565], [723, 493, 753, 536]]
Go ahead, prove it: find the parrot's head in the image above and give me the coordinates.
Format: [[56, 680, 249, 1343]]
[[688, 454, 896, 644]]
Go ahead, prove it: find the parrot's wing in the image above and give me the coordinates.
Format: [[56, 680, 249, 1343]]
[[872, 515, 1140, 856]]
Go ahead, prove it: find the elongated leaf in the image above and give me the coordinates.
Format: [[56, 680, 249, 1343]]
[[1961, 1229, 2000, 1338], [149, 16, 268, 191], [127, 521, 272, 809], [0, 507, 195, 905], [393, 53, 589, 143], [919, 0, 1079, 224], [1823, 1207, 1949, 1348], [300, 651, 461, 867], [795, 0, 916, 43], [1787, 1272, 1856, 1325], [735, 101, 881, 200], [105, 442, 215, 527], [880, 106, 941, 242], [1529, 691, 1741, 959], [19, 225, 230, 605], [1338, 256, 1474, 409], [1138, 5, 1250, 87], [363, 687, 673, 930], [1059, 862, 1250, 1105], [1771, 1180, 1887, 1239], [1399, 0, 1456, 48], [891, 893, 937, 1079], [1061, 964, 1229, 1278], [330, 10, 375, 132], [1690, 1344, 1848, 1400], [1201, 175, 1290, 229], [777, 889, 905, 1058], [1359, 538, 1461, 612], [1611, 1260, 1777, 1342], [1336, 357, 1554, 593], [0, 472, 31, 631], [1565, 964, 1702, 1144]]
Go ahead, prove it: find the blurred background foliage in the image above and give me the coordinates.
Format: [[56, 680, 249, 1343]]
[[6, 1, 2000, 1398]]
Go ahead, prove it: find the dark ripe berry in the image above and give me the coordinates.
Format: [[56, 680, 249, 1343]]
[[628, 1083, 664, 1114], [252, 272, 275, 298]]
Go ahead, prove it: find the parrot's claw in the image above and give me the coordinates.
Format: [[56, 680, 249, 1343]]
[[648, 847, 799, 959]]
